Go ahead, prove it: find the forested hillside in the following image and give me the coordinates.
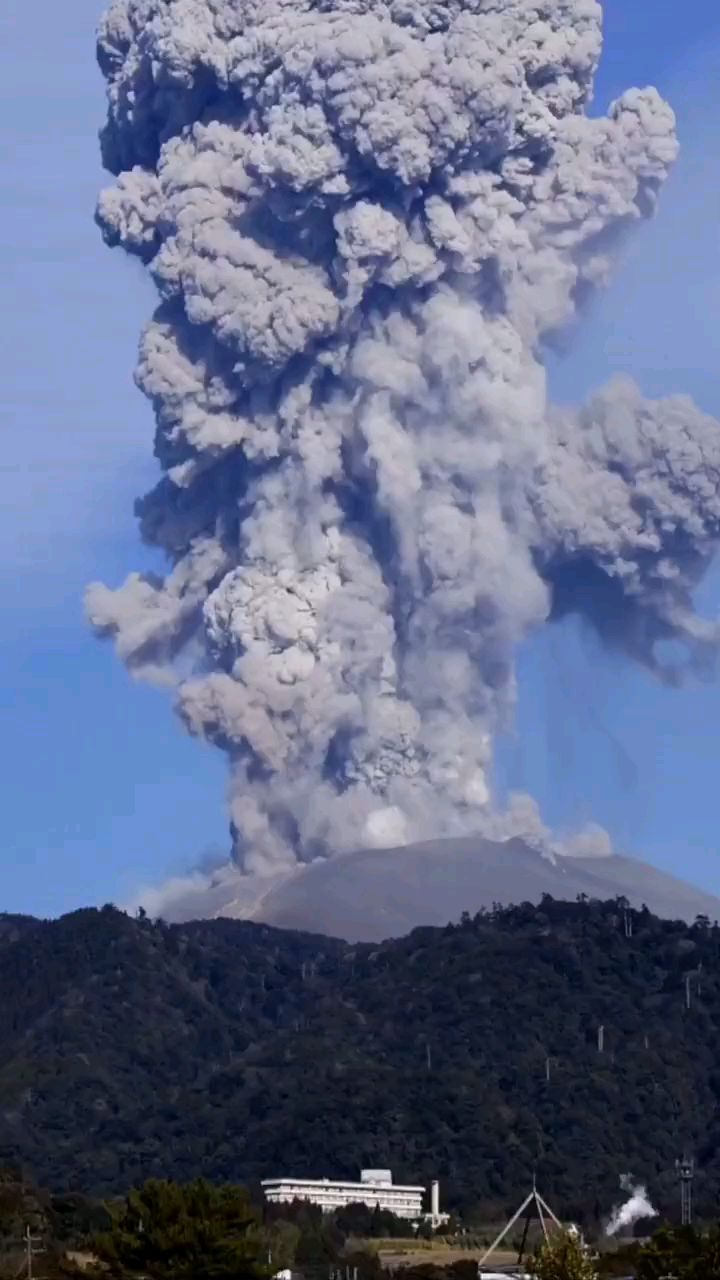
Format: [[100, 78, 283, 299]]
[[1, 898, 719, 1222]]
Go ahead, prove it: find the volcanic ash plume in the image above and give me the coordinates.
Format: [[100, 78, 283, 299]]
[[606, 1174, 657, 1237], [88, 0, 720, 877]]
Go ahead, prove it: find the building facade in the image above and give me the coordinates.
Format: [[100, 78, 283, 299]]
[[261, 1169, 426, 1220]]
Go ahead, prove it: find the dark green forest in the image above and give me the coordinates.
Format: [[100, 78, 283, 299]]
[[1, 898, 719, 1222]]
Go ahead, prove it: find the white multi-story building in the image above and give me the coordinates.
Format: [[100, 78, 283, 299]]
[[261, 1169, 426, 1221]]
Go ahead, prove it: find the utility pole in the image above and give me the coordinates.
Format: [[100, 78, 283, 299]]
[[598, 1025, 605, 1054], [676, 1155, 694, 1226], [22, 1226, 43, 1280]]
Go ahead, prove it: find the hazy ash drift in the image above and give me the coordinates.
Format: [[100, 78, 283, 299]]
[[88, 0, 720, 880]]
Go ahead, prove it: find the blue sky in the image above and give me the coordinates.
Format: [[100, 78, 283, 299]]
[[1, 0, 720, 917]]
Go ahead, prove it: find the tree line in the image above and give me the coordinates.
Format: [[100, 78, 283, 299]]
[[4, 1166, 720, 1280]]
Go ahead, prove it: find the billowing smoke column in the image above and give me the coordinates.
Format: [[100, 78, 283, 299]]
[[88, 0, 720, 876], [606, 1174, 657, 1237]]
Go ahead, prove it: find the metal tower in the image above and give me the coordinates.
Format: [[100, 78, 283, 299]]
[[676, 1155, 694, 1226], [478, 1179, 563, 1270]]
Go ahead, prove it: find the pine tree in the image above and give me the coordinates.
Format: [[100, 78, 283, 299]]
[[94, 1179, 268, 1280]]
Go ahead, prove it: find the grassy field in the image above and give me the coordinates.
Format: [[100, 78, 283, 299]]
[[360, 1238, 521, 1270]]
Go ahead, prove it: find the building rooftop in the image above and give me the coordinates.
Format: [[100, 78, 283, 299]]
[[261, 1175, 425, 1192]]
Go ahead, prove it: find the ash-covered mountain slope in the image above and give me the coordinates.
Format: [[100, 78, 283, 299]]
[[3, 899, 720, 1218], [166, 837, 720, 941]]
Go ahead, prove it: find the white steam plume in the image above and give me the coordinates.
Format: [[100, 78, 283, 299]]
[[605, 1174, 657, 1237], [87, 0, 720, 880]]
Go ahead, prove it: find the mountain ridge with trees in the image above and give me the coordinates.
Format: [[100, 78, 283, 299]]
[[1, 898, 719, 1224]]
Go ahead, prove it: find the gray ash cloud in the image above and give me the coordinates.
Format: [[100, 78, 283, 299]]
[[87, 0, 720, 877]]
